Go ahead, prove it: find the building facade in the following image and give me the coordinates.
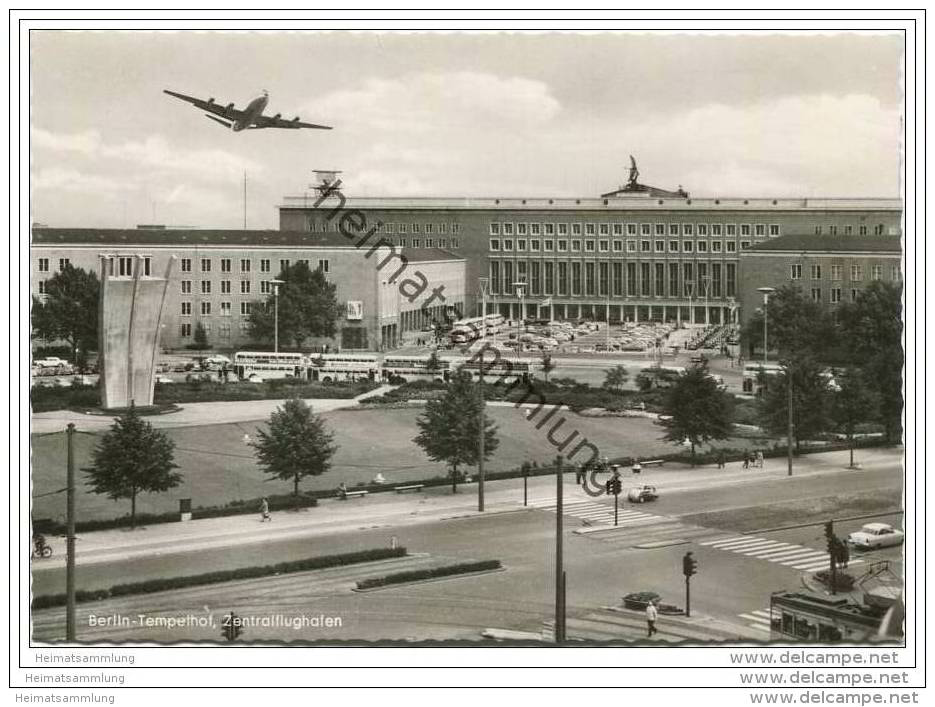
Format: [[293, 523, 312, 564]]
[[280, 185, 902, 326], [32, 228, 465, 351], [737, 235, 903, 325]]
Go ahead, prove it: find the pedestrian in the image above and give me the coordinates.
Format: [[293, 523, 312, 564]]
[[756, 450, 764, 469], [575, 465, 584, 485], [338, 482, 348, 499], [632, 458, 642, 475], [717, 451, 726, 469], [646, 599, 659, 638], [259, 497, 271, 522], [742, 453, 750, 470]]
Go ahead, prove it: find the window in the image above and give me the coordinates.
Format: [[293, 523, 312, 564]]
[[221, 258, 231, 273], [627, 223, 637, 235], [755, 224, 766, 237], [641, 224, 651, 236], [726, 225, 737, 236], [585, 223, 595, 236], [398, 238, 408, 248], [740, 224, 751, 236], [143, 257, 152, 277], [585, 262, 595, 295], [711, 224, 722, 236], [544, 262, 554, 294], [830, 288, 842, 304], [59, 258, 71, 271], [260, 280, 271, 294], [850, 265, 863, 281], [815, 226, 823, 235], [697, 224, 708, 236], [683, 224, 693, 236], [280, 259, 290, 271], [201, 302, 212, 316], [851, 289, 859, 302], [791, 264, 802, 280], [711, 241, 722, 253], [859, 225, 868, 236], [425, 238, 435, 248], [726, 242, 737, 253], [318, 259, 330, 273], [599, 223, 609, 236], [829, 225, 838, 236], [599, 240, 609, 252], [626, 262, 637, 296], [697, 241, 708, 253], [831, 265, 843, 280], [221, 302, 232, 316], [503, 239, 513, 251], [489, 239, 500, 251], [613, 262, 623, 296], [531, 223, 541, 236], [669, 263, 679, 297], [181, 302, 192, 316], [571, 239, 581, 252], [240, 259, 251, 273], [871, 265, 882, 281], [892, 265, 901, 281], [613, 223, 623, 235], [572, 223, 582, 236], [741, 241, 751, 250], [425, 224, 434, 234], [38, 258, 49, 272], [811, 288, 821, 303], [490, 223, 500, 236], [810, 265, 822, 279], [181, 280, 192, 294], [683, 241, 694, 253], [503, 223, 514, 236], [201, 258, 211, 273], [398, 223, 408, 234], [584, 240, 595, 252], [218, 323, 231, 340], [240, 302, 251, 316], [557, 239, 568, 252], [654, 263, 665, 296], [544, 239, 554, 252], [260, 259, 270, 273], [844, 225, 853, 236], [669, 240, 679, 253], [655, 224, 665, 236], [545, 223, 555, 236], [571, 262, 581, 295], [517, 239, 527, 252], [517, 223, 528, 236], [654, 240, 665, 253], [558, 223, 568, 236], [627, 240, 637, 252], [241, 281, 251, 294], [116, 256, 134, 277], [220, 280, 231, 294], [613, 240, 623, 252], [640, 240, 651, 252], [489, 261, 500, 294], [411, 223, 421, 234], [180, 323, 192, 337], [669, 224, 680, 236], [711, 263, 722, 297], [557, 262, 568, 294], [769, 224, 780, 236], [201, 280, 212, 294], [451, 238, 460, 248], [726, 264, 737, 297], [530, 262, 541, 294], [640, 262, 651, 296]]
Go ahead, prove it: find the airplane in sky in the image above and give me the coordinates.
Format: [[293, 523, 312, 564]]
[[163, 89, 332, 131]]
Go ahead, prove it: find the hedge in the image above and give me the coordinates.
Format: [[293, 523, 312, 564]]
[[33, 493, 319, 536], [355, 559, 501, 590], [32, 546, 407, 610]]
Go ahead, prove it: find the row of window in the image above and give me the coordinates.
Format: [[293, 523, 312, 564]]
[[488, 260, 737, 299], [179, 280, 275, 295], [37, 258, 70, 273], [817, 288, 870, 304], [180, 258, 330, 274], [380, 237, 460, 249], [180, 321, 250, 338], [815, 225, 890, 236], [490, 222, 782, 238], [308, 219, 463, 236], [181, 301, 253, 317], [490, 238, 752, 254], [790, 264, 900, 282]]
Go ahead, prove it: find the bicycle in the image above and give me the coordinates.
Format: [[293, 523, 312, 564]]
[[31, 539, 53, 559]]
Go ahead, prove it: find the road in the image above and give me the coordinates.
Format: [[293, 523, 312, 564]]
[[32, 449, 903, 642]]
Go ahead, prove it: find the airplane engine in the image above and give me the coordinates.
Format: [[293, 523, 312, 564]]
[[272, 113, 281, 119], [225, 102, 234, 110], [207, 97, 215, 104], [292, 116, 300, 122]]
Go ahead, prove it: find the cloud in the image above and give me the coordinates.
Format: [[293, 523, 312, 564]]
[[31, 166, 133, 195]]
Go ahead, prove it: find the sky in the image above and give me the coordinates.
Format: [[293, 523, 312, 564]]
[[30, 32, 904, 230]]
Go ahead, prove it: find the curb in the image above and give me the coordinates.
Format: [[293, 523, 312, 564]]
[[351, 566, 506, 593], [633, 539, 690, 549], [748, 510, 904, 535]]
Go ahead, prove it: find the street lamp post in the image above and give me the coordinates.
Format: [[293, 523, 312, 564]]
[[687, 281, 695, 328], [757, 287, 776, 364], [512, 280, 527, 358], [271, 279, 285, 353], [478, 277, 490, 513]]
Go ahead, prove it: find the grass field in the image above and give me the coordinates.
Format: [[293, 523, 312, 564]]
[[31, 405, 760, 523]]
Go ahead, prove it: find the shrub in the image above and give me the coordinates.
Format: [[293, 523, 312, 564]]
[[355, 559, 501, 590], [32, 546, 407, 610], [814, 569, 856, 592]]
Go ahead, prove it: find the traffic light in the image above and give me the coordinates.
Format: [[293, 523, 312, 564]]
[[605, 476, 621, 496], [682, 551, 698, 577], [222, 611, 243, 642]]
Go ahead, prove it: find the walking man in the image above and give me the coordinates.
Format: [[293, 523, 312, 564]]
[[646, 599, 659, 638], [717, 451, 726, 469], [756, 450, 765, 469], [259, 497, 271, 522], [742, 452, 750, 470]]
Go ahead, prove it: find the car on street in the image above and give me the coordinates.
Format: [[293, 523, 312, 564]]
[[627, 485, 658, 503], [846, 523, 904, 550]]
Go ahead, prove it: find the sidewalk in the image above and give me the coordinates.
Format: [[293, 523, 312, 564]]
[[33, 446, 902, 569]]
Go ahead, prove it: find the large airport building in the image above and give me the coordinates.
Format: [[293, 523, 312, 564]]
[[31, 169, 903, 351]]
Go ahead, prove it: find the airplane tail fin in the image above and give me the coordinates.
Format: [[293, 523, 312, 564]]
[[204, 114, 233, 129]]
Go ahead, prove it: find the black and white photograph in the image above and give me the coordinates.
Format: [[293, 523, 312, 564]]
[[12, 9, 924, 701]]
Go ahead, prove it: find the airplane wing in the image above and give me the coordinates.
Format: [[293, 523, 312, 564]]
[[163, 89, 246, 122], [251, 114, 332, 131]]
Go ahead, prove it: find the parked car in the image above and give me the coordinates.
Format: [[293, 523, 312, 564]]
[[847, 523, 904, 550], [622, 591, 661, 611], [34, 357, 69, 368], [627, 485, 658, 503]]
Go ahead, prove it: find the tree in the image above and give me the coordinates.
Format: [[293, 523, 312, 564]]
[[741, 284, 832, 362], [84, 406, 182, 528], [659, 365, 733, 464], [192, 321, 209, 350], [31, 264, 100, 364], [426, 350, 442, 372], [757, 357, 833, 453], [251, 398, 337, 497], [602, 365, 629, 392], [541, 353, 556, 383], [413, 370, 499, 492], [837, 281, 903, 443], [248, 262, 342, 349], [830, 368, 879, 468]]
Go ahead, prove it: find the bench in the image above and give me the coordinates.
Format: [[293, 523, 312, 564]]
[[394, 484, 424, 494], [641, 459, 665, 467], [339, 490, 369, 500]]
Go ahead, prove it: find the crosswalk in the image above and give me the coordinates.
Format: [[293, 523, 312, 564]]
[[698, 535, 864, 572], [527, 498, 659, 527], [737, 607, 774, 636]]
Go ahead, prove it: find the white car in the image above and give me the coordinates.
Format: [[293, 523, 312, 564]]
[[35, 356, 69, 368], [155, 376, 174, 384], [847, 523, 905, 550]]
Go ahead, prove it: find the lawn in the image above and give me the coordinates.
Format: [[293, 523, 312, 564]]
[[31, 405, 758, 523]]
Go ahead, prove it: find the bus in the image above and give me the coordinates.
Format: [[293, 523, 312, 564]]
[[457, 356, 536, 384], [307, 353, 379, 382], [638, 365, 687, 389], [768, 591, 886, 642], [742, 362, 785, 394], [448, 314, 507, 344], [382, 355, 450, 382], [233, 352, 307, 380]]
